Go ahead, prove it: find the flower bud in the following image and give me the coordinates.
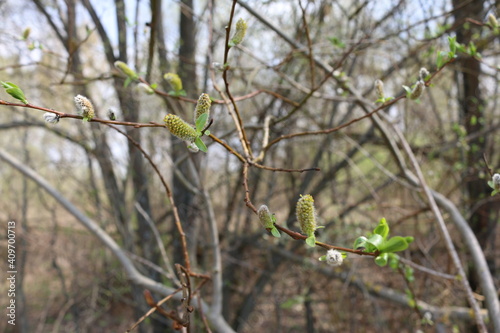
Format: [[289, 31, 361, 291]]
[[164, 114, 198, 142], [258, 205, 274, 229], [419, 67, 430, 81], [164, 73, 183, 92], [493, 173, 500, 191], [324, 249, 343, 266], [229, 18, 247, 47], [375, 79, 384, 99], [107, 109, 116, 120], [187, 142, 200, 153], [43, 112, 59, 124], [409, 80, 425, 100], [74, 94, 95, 121], [138, 82, 155, 95], [114, 61, 138, 80], [22, 27, 31, 40], [296, 194, 316, 236], [488, 13, 499, 28], [194, 93, 211, 125]]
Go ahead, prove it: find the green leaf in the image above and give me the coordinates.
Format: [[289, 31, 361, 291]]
[[388, 253, 400, 270], [318, 255, 327, 262], [305, 235, 316, 247], [373, 217, 389, 239], [1, 81, 29, 104], [194, 137, 207, 152], [402, 85, 412, 96], [123, 77, 132, 88], [366, 234, 384, 251], [196, 113, 209, 132], [151, 83, 158, 89], [270, 227, 281, 238], [353, 236, 367, 250], [375, 253, 389, 266], [328, 36, 346, 48], [379, 236, 411, 253], [448, 36, 456, 55], [436, 51, 447, 69]]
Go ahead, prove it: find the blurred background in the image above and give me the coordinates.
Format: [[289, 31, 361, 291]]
[[0, 0, 499, 332]]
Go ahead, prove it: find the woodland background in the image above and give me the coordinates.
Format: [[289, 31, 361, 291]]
[[0, 0, 499, 332]]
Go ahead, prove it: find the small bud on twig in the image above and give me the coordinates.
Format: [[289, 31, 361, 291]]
[[375, 79, 385, 99], [323, 249, 343, 267], [43, 112, 60, 124], [419, 67, 430, 81]]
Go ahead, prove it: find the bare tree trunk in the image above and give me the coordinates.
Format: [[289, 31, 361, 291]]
[[452, 0, 497, 293]]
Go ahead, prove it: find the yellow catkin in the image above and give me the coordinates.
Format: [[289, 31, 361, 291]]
[[296, 194, 316, 236], [164, 114, 197, 142], [194, 93, 211, 125]]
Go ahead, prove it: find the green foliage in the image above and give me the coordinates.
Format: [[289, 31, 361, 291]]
[[0, 81, 28, 104], [305, 235, 316, 247], [353, 218, 414, 266], [328, 36, 345, 48], [194, 137, 207, 153]]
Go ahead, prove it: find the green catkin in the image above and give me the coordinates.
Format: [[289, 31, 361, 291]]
[[164, 73, 183, 92], [229, 18, 247, 47], [488, 13, 498, 28], [164, 114, 198, 142], [194, 93, 211, 125], [375, 79, 384, 99], [114, 61, 139, 80], [258, 205, 274, 229], [74, 95, 95, 121], [296, 194, 317, 236]]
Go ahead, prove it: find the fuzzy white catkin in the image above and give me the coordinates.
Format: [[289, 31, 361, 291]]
[[325, 249, 343, 266]]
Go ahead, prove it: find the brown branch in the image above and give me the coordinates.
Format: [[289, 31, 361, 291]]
[[273, 224, 379, 256], [105, 124, 192, 272], [242, 163, 257, 214], [221, 0, 253, 158]]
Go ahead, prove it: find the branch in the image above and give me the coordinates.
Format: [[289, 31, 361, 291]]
[[0, 149, 236, 333]]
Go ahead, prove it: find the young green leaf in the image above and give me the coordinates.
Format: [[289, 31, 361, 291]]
[[373, 218, 389, 239], [196, 113, 209, 133], [378, 236, 412, 253], [270, 227, 281, 238], [436, 51, 447, 69], [353, 236, 367, 250], [448, 36, 456, 55], [194, 137, 207, 152], [375, 253, 389, 267], [305, 235, 316, 247], [366, 234, 384, 251], [1, 81, 29, 104]]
